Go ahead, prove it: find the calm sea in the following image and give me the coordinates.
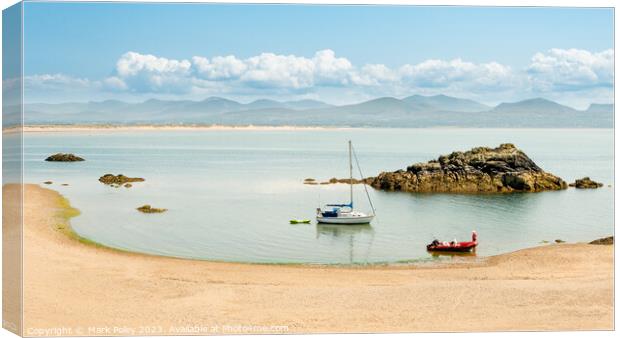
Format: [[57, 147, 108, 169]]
[[22, 128, 614, 264]]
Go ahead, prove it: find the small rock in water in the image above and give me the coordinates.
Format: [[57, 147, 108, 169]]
[[555, 239, 565, 243], [43, 181, 53, 185], [124, 183, 132, 188], [589, 236, 613, 245], [540, 240, 549, 244], [99, 174, 145, 186], [136, 205, 167, 213], [568, 177, 603, 189], [61, 183, 69, 186], [303, 178, 318, 185], [45, 153, 85, 162], [319, 177, 371, 185]]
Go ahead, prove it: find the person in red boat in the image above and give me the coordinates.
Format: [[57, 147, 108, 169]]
[[426, 230, 478, 252]]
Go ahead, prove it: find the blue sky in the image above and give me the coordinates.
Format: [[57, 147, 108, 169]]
[[20, 2, 614, 108]]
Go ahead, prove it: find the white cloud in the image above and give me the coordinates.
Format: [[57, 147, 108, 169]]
[[240, 52, 316, 89], [113, 51, 193, 93], [351, 64, 399, 86], [24, 73, 93, 90], [103, 50, 520, 94], [527, 48, 613, 91], [399, 58, 515, 90], [102, 76, 127, 91], [116, 51, 192, 77], [192, 55, 247, 80], [311, 49, 353, 86], [22, 48, 614, 107]]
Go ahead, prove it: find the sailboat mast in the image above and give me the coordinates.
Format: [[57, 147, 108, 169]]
[[349, 140, 353, 207]]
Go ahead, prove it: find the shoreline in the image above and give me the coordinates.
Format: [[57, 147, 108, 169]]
[[1, 124, 613, 134], [8, 124, 352, 134], [12, 183, 614, 333], [22, 183, 548, 268], [37, 183, 488, 269]]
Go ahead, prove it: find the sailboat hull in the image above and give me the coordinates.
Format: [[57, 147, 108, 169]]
[[316, 141, 375, 225], [316, 215, 374, 224]]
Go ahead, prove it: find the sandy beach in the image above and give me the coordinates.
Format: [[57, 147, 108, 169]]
[[7, 184, 613, 334]]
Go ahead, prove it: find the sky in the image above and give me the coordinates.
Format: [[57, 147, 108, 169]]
[[17, 2, 615, 108]]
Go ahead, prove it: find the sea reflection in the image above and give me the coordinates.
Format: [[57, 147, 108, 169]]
[[315, 223, 374, 238], [428, 250, 477, 259], [316, 224, 375, 264]]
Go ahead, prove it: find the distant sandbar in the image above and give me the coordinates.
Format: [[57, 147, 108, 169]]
[[8, 124, 350, 133]]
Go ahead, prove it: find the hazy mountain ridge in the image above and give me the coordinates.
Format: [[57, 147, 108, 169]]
[[22, 95, 614, 127], [402, 94, 491, 112]]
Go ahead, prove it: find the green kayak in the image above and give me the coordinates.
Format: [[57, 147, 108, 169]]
[[289, 219, 311, 224]]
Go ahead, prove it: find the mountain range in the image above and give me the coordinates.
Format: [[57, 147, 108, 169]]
[[20, 95, 614, 128]]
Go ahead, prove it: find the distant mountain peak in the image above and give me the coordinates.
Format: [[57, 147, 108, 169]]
[[203, 96, 234, 102], [493, 97, 577, 114], [367, 97, 403, 104], [402, 94, 490, 112], [250, 99, 279, 104], [22, 95, 612, 128], [519, 97, 555, 104]]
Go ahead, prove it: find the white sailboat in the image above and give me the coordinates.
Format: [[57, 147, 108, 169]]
[[316, 141, 376, 224]]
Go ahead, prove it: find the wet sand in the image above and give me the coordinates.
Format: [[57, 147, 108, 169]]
[[8, 184, 613, 335]]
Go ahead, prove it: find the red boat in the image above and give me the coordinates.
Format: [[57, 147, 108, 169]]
[[427, 231, 478, 253]]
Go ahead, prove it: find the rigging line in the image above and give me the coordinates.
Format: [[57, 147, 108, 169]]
[[351, 144, 376, 216]]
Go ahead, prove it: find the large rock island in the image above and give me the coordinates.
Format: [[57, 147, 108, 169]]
[[369, 143, 567, 193]]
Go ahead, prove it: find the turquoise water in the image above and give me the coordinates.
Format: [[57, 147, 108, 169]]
[[22, 128, 614, 264]]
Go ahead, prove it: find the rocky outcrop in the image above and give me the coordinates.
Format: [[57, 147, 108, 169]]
[[590, 236, 613, 245], [136, 205, 167, 213], [369, 144, 567, 193], [99, 174, 145, 187], [45, 153, 85, 162], [569, 177, 603, 189]]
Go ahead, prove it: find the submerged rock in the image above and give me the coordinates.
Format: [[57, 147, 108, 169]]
[[569, 177, 603, 189], [555, 239, 565, 243], [99, 174, 145, 187], [136, 205, 167, 213], [43, 181, 53, 185], [303, 178, 318, 185], [589, 236, 613, 245], [319, 177, 373, 185], [45, 153, 85, 162], [368, 143, 567, 193]]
